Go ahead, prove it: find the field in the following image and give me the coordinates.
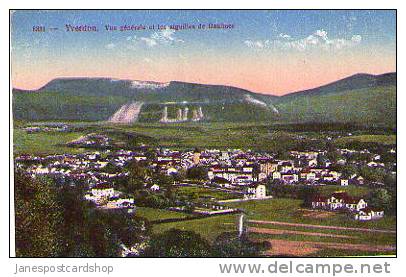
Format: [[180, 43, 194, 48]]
[[174, 186, 242, 200], [317, 185, 371, 197], [13, 128, 87, 155], [148, 198, 395, 257], [335, 135, 396, 145], [135, 207, 189, 222], [13, 122, 299, 154], [14, 121, 396, 156]]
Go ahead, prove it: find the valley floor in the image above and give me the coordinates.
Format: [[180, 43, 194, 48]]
[[12, 121, 397, 257]]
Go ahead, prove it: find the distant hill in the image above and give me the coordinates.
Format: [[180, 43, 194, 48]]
[[272, 72, 396, 127], [278, 72, 396, 100], [12, 78, 279, 122], [12, 72, 396, 127]]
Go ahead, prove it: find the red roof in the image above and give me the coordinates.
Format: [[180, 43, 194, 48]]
[[331, 192, 362, 204], [92, 183, 113, 189], [360, 207, 383, 213], [311, 195, 327, 202]]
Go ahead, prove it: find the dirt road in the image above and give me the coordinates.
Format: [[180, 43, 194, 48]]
[[260, 239, 395, 257], [249, 220, 396, 234], [248, 227, 355, 239]]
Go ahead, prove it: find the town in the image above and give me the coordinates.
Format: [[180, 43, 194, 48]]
[[15, 130, 396, 223]]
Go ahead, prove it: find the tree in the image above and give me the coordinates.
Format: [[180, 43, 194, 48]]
[[367, 188, 392, 212], [57, 185, 96, 257], [360, 166, 386, 183], [121, 161, 150, 193], [14, 171, 63, 257], [298, 186, 319, 207], [143, 229, 211, 257], [212, 232, 271, 257], [342, 164, 358, 178], [187, 166, 208, 180]]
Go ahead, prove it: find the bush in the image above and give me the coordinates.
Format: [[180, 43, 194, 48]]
[[212, 232, 271, 257], [143, 229, 211, 257]]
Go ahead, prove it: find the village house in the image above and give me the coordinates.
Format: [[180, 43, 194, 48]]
[[149, 184, 160, 191], [244, 184, 267, 199], [208, 165, 254, 185], [354, 207, 384, 221], [90, 183, 117, 198], [311, 192, 368, 211]]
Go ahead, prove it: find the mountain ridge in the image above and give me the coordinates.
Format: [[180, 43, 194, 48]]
[[277, 72, 396, 101], [12, 72, 396, 126], [13, 72, 396, 99]]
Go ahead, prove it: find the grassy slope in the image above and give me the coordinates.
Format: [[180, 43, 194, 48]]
[[275, 85, 396, 127], [175, 186, 241, 200], [135, 207, 188, 221], [226, 198, 395, 230], [13, 82, 396, 127], [317, 185, 371, 197], [13, 91, 131, 121], [13, 129, 87, 155], [335, 135, 396, 145]]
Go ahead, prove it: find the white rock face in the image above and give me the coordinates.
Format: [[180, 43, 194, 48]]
[[244, 94, 279, 114], [108, 102, 144, 124], [130, 80, 170, 90], [244, 94, 267, 107]]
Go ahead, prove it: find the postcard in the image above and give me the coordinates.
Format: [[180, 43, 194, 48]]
[[10, 10, 396, 259]]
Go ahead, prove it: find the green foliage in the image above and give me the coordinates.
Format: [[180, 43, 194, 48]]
[[335, 135, 396, 146], [187, 166, 208, 180], [120, 161, 151, 193], [367, 188, 392, 212], [13, 91, 129, 121], [267, 183, 319, 203], [134, 190, 173, 209], [332, 164, 358, 178], [359, 166, 386, 183], [14, 171, 63, 257], [14, 171, 150, 257], [212, 232, 271, 257], [14, 128, 86, 155], [143, 228, 212, 257]]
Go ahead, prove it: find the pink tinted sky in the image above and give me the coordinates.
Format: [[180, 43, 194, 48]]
[[12, 48, 395, 95]]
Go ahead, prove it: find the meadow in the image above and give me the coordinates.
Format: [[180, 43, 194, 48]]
[[334, 135, 397, 145], [13, 128, 87, 155], [14, 121, 395, 155], [149, 198, 396, 256], [174, 186, 242, 200]]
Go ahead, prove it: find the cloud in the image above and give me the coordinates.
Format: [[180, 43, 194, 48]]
[[314, 29, 328, 41], [278, 33, 291, 39], [151, 28, 184, 44], [351, 35, 362, 43], [126, 35, 137, 42], [105, 43, 116, 49], [244, 29, 362, 51], [244, 40, 267, 49], [139, 27, 184, 48], [140, 37, 157, 47]]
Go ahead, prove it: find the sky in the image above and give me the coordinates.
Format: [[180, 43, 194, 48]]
[[10, 10, 396, 95]]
